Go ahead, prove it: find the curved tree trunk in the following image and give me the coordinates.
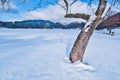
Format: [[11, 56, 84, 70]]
[[69, 0, 108, 63], [70, 18, 103, 63]]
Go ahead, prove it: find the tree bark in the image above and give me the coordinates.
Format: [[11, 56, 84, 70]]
[[65, 13, 90, 20], [69, 17, 103, 63], [69, 0, 108, 63]]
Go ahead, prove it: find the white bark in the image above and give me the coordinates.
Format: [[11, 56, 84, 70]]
[[101, 3, 110, 18], [84, 14, 96, 32], [84, 14, 96, 28]]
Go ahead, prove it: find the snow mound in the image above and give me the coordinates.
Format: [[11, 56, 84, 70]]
[[75, 61, 94, 71], [63, 58, 94, 71]]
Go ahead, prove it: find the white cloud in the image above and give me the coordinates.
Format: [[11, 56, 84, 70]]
[[0, 1, 98, 23], [21, 1, 96, 23]]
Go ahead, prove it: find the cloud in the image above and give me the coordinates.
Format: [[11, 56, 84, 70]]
[[21, 1, 96, 23], [0, 1, 98, 23]]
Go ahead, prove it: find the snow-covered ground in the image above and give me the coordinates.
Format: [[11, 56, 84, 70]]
[[0, 29, 120, 80]]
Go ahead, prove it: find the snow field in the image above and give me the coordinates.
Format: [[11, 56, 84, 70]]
[[0, 29, 120, 80]]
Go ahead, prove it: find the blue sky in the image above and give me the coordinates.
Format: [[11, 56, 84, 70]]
[[0, 0, 119, 22], [6, 0, 59, 12]]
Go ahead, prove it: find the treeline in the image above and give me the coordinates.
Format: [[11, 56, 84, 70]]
[[0, 20, 85, 29]]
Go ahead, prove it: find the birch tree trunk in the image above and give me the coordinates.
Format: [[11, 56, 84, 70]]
[[69, 0, 108, 63]]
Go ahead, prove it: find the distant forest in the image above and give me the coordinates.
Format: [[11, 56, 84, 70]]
[[0, 20, 85, 29]]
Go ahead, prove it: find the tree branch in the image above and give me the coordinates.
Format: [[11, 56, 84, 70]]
[[64, 13, 90, 20], [95, 0, 107, 16], [57, 2, 66, 11], [70, 0, 78, 6], [63, 0, 69, 14]]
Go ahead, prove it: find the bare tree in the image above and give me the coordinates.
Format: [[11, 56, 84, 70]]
[[62, 0, 120, 63]]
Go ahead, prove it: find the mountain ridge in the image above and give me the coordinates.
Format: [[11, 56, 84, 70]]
[[0, 20, 85, 29]]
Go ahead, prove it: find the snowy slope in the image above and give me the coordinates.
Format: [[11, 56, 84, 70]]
[[0, 29, 120, 80]]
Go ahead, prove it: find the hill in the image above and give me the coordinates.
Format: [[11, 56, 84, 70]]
[[0, 20, 84, 29], [97, 12, 120, 30]]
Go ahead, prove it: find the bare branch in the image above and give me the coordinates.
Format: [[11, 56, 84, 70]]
[[64, 13, 90, 20], [57, 2, 66, 11], [0, 0, 6, 10], [62, 0, 79, 14], [27, 0, 42, 11], [18, 0, 27, 5], [63, 0, 69, 14], [0, 0, 11, 10], [70, 0, 78, 6], [1, 0, 6, 4]]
